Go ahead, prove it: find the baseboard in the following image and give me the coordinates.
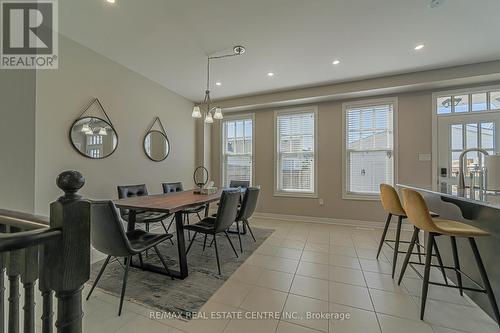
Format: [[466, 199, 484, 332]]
[[251, 212, 413, 231]]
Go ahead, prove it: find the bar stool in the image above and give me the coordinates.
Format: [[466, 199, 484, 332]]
[[398, 188, 500, 325], [377, 184, 440, 278]]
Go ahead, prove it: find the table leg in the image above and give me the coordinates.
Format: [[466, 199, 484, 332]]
[[127, 210, 189, 279], [204, 204, 210, 217], [175, 211, 188, 278], [127, 210, 136, 232]]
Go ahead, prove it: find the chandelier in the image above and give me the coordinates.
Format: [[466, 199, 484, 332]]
[[192, 46, 246, 123]]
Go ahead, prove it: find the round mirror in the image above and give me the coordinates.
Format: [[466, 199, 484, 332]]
[[144, 130, 170, 162], [69, 117, 118, 159]]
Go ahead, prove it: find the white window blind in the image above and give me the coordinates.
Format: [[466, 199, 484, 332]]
[[276, 111, 316, 194], [345, 102, 394, 195], [222, 118, 253, 187]]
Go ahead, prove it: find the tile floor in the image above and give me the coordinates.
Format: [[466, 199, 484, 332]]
[[31, 217, 500, 332]]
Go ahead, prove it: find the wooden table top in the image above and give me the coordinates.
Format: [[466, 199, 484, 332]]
[[113, 189, 223, 214]]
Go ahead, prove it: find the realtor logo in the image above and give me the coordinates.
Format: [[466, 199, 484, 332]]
[[1, 0, 58, 69]]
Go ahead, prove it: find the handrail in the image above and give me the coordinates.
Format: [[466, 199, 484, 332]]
[[0, 209, 49, 231], [0, 228, 62, 252]]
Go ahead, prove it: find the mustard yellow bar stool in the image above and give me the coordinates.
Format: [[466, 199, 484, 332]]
[[399, 188, 500, 325], [378, 184, 440, 278]]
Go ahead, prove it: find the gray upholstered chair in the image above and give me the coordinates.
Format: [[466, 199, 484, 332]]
[[87, 200, 173, 315], [184, 189, 241, 275]]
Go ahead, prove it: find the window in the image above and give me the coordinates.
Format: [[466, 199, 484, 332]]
[[343, 98, 396, 199], [275, 107, 317, 197], [221, 115, 254, 187], [436, 88, 500, 114]]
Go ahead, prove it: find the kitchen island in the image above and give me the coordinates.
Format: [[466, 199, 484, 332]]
[[397, 184, 500, 323]]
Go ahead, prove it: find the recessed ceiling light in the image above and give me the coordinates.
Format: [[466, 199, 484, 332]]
[[267, 72, 275, 77], [332, 59, 341, 65], [414, 44, 425, 50], [106, 0, 116, 4], [215, 82, 222, 86]]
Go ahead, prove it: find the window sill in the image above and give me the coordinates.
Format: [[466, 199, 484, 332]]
[[342, 193, 381, 201], [274, 191, 318, 199]]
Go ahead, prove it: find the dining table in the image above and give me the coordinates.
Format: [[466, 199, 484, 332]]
[[114, 189, 224, 279]]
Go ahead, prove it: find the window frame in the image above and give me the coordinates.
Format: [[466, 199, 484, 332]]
[[431, 84, 500, 189], [342, 97, 398, 201], [220, 113, 255, 188], [273, 106, 319, 198]]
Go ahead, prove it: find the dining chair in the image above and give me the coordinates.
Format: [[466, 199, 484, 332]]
[[162, 182, 205, 240], [117, 184, 172, 242], [230, 186, 260, 252], [184, 189, 241, 275], [229, 180, 250, 188], [86, 200, 174, 316]]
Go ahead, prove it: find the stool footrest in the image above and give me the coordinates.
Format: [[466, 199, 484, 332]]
[[408, 260, 486, 291]]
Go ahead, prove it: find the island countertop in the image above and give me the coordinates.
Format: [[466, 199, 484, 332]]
[[396, 183, 500, 211]]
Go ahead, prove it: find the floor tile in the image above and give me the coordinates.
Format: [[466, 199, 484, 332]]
[[329, 266, 366, 286], [363, 271, 408, 294], [240, 286, 287, 313], [329, 302, 380, 333], [301, 250, 330, 265], [276, 320, 321, 333], [211, 280, 254, 308], [223, 318, 279, 333], [377, 313, 434, 333], [229, 264, 263, 285], [296, 261, 330, 280], [329, 254, 361, 270], [369, 288, 420, 320], [255, 269, 294, 292], [290, 275, 329, 301], [402, 277, 472, 306], [282, 294, 329, 332], [329, 245, 357, 257], [329, 282, 373, 311]]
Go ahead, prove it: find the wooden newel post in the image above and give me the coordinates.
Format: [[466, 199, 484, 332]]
[[43, 171, 90, 333]]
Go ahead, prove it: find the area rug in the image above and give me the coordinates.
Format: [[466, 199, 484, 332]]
[[89, 226, 273, 319]]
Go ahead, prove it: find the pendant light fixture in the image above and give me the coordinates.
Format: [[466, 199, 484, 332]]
[[192, 46, 246, 123]]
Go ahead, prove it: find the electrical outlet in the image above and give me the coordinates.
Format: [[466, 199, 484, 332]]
[[318, 198, 324, 206]]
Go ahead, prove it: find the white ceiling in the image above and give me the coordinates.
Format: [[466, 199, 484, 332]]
[[60, 0, 500, 102]]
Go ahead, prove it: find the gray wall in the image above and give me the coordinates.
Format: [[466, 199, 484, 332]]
[[34, 36, 195, 215], [0, 70, 36, 213]]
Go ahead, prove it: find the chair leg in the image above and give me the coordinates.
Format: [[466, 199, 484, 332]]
[[244, 219, 256, 242], [433, 239, 448, 285], [186, 214, 191, 241], [118, 256, 131, 316], [377, 213, 392, 259], [420, 233, 435, 321], [398, 227, 419, 285], [138, 254, 144, 269], [450, 236, 463, 296], [196, 212, 202, 221], [469, 237, 500, 326], [145, 224, 150, 257], [160, 221, 175, 245], [186, 232, 198, 254], [213, 235, 221, 275], [392, 215, 403, 279], [203, 234, 208, 251], [235, 221, 243, 253], [166, 216, 175, 233], [86, 255, 111, 300], [224, 231, 239, 258], [416, 234, 423, 264], [153, 246, 174, 280]]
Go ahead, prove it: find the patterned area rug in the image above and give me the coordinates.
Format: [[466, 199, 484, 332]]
[[89, 226, 273, 319]]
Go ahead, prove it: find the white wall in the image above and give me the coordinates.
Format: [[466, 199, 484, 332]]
[[34, 36, 195, 215], [0, 70, 36, 213]]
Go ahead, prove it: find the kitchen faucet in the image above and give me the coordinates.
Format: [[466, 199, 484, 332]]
[[458, 148, 489, 190]]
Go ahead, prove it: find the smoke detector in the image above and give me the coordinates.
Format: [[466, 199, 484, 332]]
[[429, 0, 446, 8]]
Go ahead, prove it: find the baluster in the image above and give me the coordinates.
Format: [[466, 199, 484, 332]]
[[6, 226, 21, 333], [43, 171, 90, 333], [0, 224, 6, 333], [21, 246, 38, 333], [39, 246, 53, 333]]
